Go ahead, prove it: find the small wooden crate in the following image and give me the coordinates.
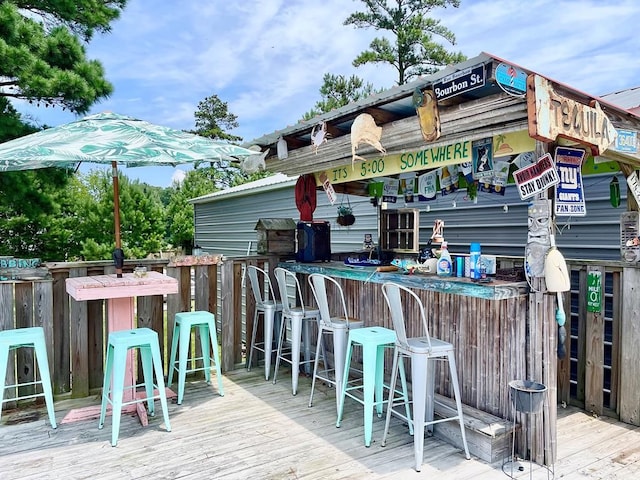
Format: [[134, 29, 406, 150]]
[[433, 393, 516, 463], [254, 218, 296, 255]]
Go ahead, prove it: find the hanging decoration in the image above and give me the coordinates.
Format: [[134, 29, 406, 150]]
[[545, 226, 571, 359], [399, 173, 416, 203], [310, 122, 329, 154], [350, 113, 386, 167], [438, 165, 459, 195], [241, 147, 267, 173], [295, 174, 317, 221], [610, 176, 621, 207], [472, 138, 494, 180], [413, 88, 441, 142], [277, 136, 288, 159], [525, 199, 552, 281], [417, 171, 437, 202], [336, 196, 355, 226]]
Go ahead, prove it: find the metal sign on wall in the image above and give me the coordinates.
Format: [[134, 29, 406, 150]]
[[554, 147, 586, 216], [587, 269, 602, 313], [432, 63, 485, 101], [495, 62, 527, 97], [512, 153, 560, 200], [527, 74, 618, 155]]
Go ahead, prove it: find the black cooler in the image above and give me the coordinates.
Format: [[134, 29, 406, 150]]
[[296, 221, 331, 262]]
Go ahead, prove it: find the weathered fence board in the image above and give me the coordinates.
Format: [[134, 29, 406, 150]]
[[620, 266, 640, 425], [585, 265, 605, 416]]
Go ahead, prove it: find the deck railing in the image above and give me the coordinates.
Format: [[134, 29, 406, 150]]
[[1, 255, 638, 427]]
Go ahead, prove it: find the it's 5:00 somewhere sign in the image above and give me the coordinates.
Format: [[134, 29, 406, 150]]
[[324, 140, 473, 184], [318, 130, 537, 186]]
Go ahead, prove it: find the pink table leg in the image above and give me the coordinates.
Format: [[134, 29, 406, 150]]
[[107, 297, 150, 425]]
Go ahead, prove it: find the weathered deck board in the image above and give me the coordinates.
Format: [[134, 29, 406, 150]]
[[1, 368, 640, 479]]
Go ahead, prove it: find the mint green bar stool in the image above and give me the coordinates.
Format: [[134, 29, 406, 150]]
[[335, 326, 411, 447], [168, 311, 224, 404], [0, 327, 57, 428], [99, 328, 171, 447]]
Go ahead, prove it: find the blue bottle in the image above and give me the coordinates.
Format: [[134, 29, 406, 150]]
[[470, 242, 481, 279]]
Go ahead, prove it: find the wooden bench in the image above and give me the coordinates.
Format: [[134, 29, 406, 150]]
[[432, 393, 516, 463]]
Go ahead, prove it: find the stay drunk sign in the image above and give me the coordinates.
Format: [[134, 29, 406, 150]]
[[513, 153, 559, 200]]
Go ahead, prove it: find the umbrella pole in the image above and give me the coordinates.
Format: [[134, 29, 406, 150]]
[[112, 162, 124, 278]]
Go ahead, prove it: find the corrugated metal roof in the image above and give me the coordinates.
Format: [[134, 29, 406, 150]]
[[602, 86, 640, 110], [190, 172, 298, 204]]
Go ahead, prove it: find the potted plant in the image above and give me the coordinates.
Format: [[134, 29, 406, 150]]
[[336, 204, 356, 226]]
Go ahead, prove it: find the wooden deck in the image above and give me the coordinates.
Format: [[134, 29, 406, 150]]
[[2, 368, 640, 479]]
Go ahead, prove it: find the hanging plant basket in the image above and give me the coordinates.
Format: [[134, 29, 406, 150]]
[[337, 213, 356, 226], [336, 196, 355, 226]]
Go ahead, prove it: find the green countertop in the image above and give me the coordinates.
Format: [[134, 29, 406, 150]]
[[280, 261, 528, 301]]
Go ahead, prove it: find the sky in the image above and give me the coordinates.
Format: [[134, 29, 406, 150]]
[[14, 0, 640, 187]]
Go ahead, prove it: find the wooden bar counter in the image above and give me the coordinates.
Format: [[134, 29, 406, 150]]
[[282, 261, 557, 465]]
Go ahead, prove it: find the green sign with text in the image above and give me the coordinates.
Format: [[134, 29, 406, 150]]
[[587, 270, 602, 312]]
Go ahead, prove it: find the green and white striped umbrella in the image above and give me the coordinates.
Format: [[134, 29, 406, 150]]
[[0, 111, 259, 171], [0, 112, 262, 275]]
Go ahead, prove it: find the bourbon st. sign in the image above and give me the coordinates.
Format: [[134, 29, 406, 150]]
[[527, 74, 617, 155]]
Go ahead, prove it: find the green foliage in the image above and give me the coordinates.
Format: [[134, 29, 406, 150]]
[[11, 0, 126, 41], [0, 98, 39, 141], [345, 0, 467, 84], [302, 73, 380, 120], [0, 2, 119, 113], [0, 167, 77, 259], [191, 94, 242, 142], [166, 169, 215, 251], [0, 167, 168, 262], [76, 170, 167, 260]]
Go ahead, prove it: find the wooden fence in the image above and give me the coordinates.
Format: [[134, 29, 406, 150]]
[[1, 255, 639, 427]]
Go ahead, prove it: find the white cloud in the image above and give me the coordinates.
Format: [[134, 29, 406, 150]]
[[171, 168, 187, 186], [13, 0, 640, 186]]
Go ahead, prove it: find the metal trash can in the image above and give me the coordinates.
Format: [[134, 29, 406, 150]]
[[509, 379, 547, 413], [503, 380, 554, 479]]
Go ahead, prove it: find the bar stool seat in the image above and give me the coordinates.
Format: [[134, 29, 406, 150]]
[[381, 282, 470, 472], [99, 328, 171, 446], [168, 311, 224, 404], [336, 326, 411, 447], [0, 327, 56, 428]]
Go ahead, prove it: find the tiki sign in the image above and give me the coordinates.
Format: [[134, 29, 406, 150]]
[[527, 75, 617, 155]]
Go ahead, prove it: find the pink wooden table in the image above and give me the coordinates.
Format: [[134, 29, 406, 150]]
[[63, 271, 178, 424]]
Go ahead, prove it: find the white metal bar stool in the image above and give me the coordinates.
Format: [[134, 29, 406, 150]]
[[381, 282, 470, 472], [307, 273, 364, 414], [272, 267, 320, 395], [246, 265, 283, 380], [168, 311, 224, 404], [0, 327, 56, 428]]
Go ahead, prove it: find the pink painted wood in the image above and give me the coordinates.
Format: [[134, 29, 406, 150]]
[[64, 272, 178, 425]]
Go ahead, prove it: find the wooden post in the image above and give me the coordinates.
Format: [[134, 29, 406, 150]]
[[620, 267, 640, 425]]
